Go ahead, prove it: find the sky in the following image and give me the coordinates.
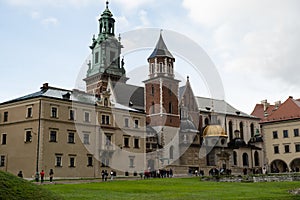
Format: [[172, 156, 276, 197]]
[[1, 0, 300, 114]]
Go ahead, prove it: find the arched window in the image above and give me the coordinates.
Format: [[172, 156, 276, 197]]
[[254, 151, 259, 166], [229, 121, 233, 140], [159, 63, 163, 72], [151, 85, 154, 96], [239, 122, 244, 140], [168, 63, 172, 74], [233, 151, 237, 165], [242, 153, 248, 166], [250, 123, 255, 137], [169, 146, 174, 159]]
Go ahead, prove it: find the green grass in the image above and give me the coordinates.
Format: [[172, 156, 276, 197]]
[[44, 177, 300, 200], [0, 171, 62, 200]]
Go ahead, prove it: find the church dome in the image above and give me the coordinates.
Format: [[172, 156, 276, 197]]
[[203, 125, 227, 137], [180, 119, 197, 131]]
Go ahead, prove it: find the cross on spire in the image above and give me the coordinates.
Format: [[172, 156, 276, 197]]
[[106, 0, 109, 9]]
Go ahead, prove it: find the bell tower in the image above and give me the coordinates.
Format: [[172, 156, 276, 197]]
[[144, 31, 180, 128], [84, 1, 128, 96]]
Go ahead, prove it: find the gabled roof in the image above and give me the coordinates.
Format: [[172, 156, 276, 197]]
[[195, 97, 257, 118], [262, 96, 300, 123], [148, 33, 174, 60]]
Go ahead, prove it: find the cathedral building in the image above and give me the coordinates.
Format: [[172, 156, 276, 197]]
[[0, 1, 263, 178]]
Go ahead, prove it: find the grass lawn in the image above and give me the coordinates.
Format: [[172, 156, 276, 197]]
[[44, 177, 300, 200]]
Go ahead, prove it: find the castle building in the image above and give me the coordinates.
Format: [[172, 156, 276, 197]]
[[0, 1, 264, 178], [252, 97, 300, 172]]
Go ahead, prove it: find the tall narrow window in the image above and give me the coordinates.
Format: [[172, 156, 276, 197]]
[[129, 156, 135, 168], [254, 151, 259, 166], [105, 134, 112, 146], [242, 153, 248, 166], [151, 102, 155, 114], [50, 130, 57, 142], [134, 138, 139, 148], [1, 134, 7, 145], [294, 129, 299, 137], [25, 130, 32, 143], [169, 102, 173, 113], [239, 122, 244, 140], [69, 109, 75, 120], [55, 155, 62, 167], [69, 156, 75, 167], [27, 107, 32, 118], [159, 62, 163, 72], [274, 146, 279, 154], [151, 85, 154, 96], [51, 107, 58, 118], [124, 137, 130, 148], [83, 133, 90, 145], [3, 112, 8, 122], [250, 123, 255, 137], [134, 119, 139, 128], [124, 118, 129, 127], [0, 155, 5, 167], [295, 144, 300, 152], [284, 145, 290, 153], [68, 132, 75, 144], [95, 52, 99, 64], [283, 130, 289, 138], [87, 155, 93, 167], [233, 151, 237, 165], [84, 112, 90, 122], [273, 131, 278, 139]]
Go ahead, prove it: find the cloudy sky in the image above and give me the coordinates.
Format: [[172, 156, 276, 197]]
[[1, 0, 300, 114]]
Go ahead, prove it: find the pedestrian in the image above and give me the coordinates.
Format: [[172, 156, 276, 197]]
[[101, 170, 105, 181], [40, 170, 45, 183], [110, 170, 114, 180], [17, 171, 23, 178], [104, 170, 108, 181], [169, 168, 173, 178], [49, 169, 54, 183]]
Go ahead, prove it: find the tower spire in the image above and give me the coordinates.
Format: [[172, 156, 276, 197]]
[[106, 0, 109, 9]]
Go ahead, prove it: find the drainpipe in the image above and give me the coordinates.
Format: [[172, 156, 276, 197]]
[[36, 99, 42, 180]]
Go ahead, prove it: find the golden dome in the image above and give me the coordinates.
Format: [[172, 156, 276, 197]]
[[203, 125, 228, 137]]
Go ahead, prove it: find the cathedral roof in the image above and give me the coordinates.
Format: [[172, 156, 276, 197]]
[[196, 97, 257, 118], [148, 32, 174, 60], [203, 125, 227, 137]]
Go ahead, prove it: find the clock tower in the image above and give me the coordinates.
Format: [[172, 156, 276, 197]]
[[84, 1, 127, 95]]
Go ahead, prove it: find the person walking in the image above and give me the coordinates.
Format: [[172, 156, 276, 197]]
[[49, 169, 54, 183], [17, 171, 23, 178], [40, 170, 45, 183]]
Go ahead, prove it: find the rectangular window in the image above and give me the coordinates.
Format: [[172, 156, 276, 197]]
[[25, 130, 32, 143], [69, 109, 75, 120], [83, 134, 89, 145], [105, 134, 112, 146], [50, 131, 57, 142], [101, 158, 109, 167], [51, 107, 58, 118], [0, 155, 5, 167], [1, 134, 7, 145], [101, 115, 110, 125], [283, 130, 289, 138], [129, 156, 135, 168], [95, 52, 99, 64], [134, 138, 139, 148], [284, 145, 290, 153], [294, 129, 299, 137], [295, 144, 300, 153], [274, 146, 279, 154], [55, 155, 62, 167], [124, 118, 129, 127], [124, 137, 130, 148], [27, 107, 32, 118], [69, 157, 75, 167], [134, 119, 139, 128], [68, 132, 75, 144], [84, 112, 90, 122], [3, 112, 8, 122], [87, 155, 93, 167], [272, 131, 278, 139], [110, 51, 116, 63]]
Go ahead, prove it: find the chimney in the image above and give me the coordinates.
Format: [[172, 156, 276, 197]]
[[274, 101, 281, 110], [41, 83, 49, 91], [261, 99, 269, 111]]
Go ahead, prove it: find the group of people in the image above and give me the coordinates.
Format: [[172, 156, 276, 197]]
[[143, 168, 173, 179], [101, 170, 116, 181], [17, 169, 54, 183]]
